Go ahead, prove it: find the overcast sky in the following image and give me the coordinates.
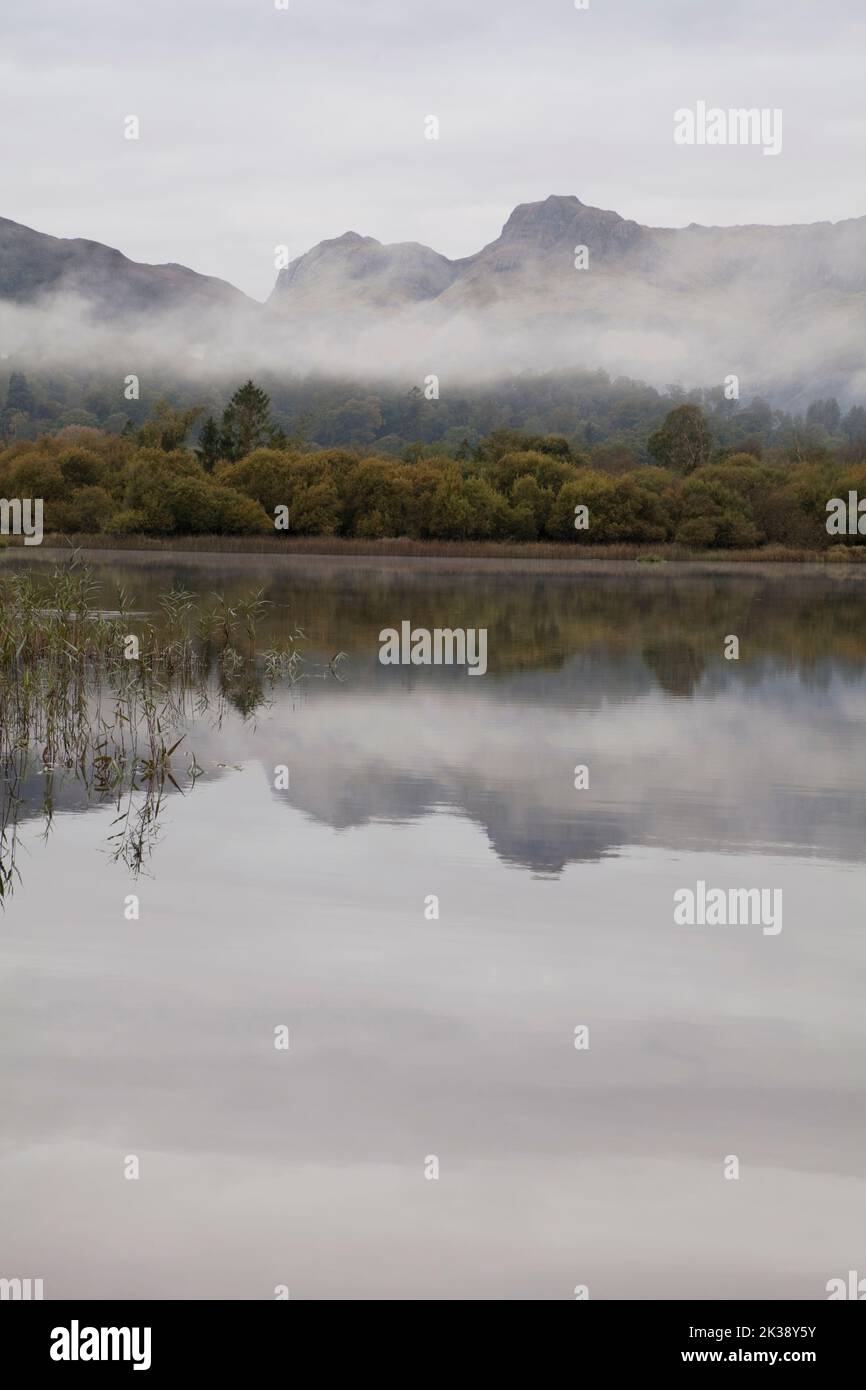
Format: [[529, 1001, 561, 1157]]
[[2, 0, 864, 299]]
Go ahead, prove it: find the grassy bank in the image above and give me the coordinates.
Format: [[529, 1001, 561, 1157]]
[[3, 533, 866, 564]]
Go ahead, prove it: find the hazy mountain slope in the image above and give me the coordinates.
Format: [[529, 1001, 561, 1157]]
[[1, 198, 864, 399], [269, 195, 866, 314], [5, 197, 865, 324], [0, 215, 252, 317], [269, 231, 456, 312], [264, 197, 866, 401]]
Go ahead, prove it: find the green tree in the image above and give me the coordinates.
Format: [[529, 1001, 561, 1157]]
[[220, 381, 277, 461], [0, 373, 37, 440], [58, 448, 104, 488], [6, 372, 35, 415], [806, 398, 841, 435], [842, 406, 866, 444], [288, 478, 342, 535], [137, 400, 203, 451], [647, 405, 713, 475], [59, 485, 114, 533], [196, 416, 221, 473]]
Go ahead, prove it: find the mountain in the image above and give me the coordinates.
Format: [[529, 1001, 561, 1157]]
[[2, 198, 864, 398], [265, 195, 866, 399], [6, 197, 865, 323], [269, 194, 866, 314], [439, 195, 649, 310], [0, 215, 252, 318], [270, 231, 456, 313]]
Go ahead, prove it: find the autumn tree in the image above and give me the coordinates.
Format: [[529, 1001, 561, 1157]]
[[136, 399, 203, 451], [647, 405, 713, 475]]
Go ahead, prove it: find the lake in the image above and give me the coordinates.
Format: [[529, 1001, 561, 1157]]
[[1, 551, 864, 1299]]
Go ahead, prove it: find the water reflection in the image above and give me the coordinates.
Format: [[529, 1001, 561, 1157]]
[[1, 554, 865, 1299], [0, 556, 342, 895], [3, 555, 865, 882]]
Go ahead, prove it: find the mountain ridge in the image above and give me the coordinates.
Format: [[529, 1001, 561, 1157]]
[[0, 214, 252, 317], [267, 193, 866, 313], [1, 197, 864, 399], [3, 195, 866, 313]]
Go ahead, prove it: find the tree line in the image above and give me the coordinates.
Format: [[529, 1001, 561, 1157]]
[[0, 382, 864, 549], [3, 365, 866, 462]]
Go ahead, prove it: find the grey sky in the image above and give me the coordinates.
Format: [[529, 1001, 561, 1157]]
[[2, 0, 864, 299]]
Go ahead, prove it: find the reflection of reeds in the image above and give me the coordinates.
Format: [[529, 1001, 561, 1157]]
[[0, 554, 331, 900]]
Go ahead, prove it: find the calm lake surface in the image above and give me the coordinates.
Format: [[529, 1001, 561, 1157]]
[[1, 552, 865, 1299]]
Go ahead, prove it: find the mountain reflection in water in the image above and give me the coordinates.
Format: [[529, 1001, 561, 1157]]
[[1, 554, 864, 1299]]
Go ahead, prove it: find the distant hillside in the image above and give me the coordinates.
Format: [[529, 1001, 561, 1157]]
[[1, 197, 865, 400], [270, 231, 456, 313], [269, 193, 866, 311], [0, 215, 252, 318], [266, 195, 866, 400]]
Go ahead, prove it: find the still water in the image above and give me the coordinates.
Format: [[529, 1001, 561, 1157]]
[[1, 553, 864, 1299]]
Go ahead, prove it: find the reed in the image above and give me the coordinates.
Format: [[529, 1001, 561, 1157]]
[[0, 553, 332, 899]]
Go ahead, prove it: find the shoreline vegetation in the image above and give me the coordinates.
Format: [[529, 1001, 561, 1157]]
[[3, 533, 866, 568], [0, 555, 343, 899], [2, 381, 866, 558]]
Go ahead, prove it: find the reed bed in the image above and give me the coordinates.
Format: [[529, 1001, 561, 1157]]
[[0, 553, 340, 899], [5, 534, 866, 562]]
